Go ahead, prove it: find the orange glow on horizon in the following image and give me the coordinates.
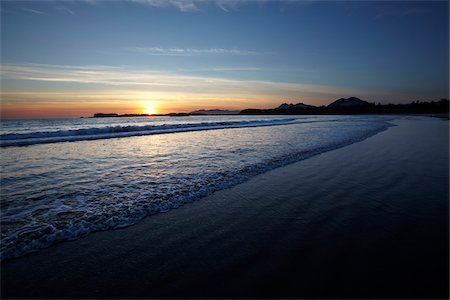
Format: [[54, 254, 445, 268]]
[[0, 90, 318, 118], [143, 102, 157, 115]]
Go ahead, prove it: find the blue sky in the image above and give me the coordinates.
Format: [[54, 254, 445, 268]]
[[1, 0, 448, 117]]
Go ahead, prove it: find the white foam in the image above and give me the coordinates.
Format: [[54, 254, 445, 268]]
[[0, 118, 298, 147], [0, 116, 394, 260]]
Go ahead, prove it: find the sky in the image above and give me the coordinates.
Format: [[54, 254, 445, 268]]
[[0, 0, 449, 118]]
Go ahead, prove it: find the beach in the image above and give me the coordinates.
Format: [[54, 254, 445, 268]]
[[1, 117, 448, 298]]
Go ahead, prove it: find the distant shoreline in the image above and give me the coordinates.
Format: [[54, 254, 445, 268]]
[[87, 112, 225, 118], [86, 98, 449, 118], [85, 112, 450, 118], [240, 98, 449, 116]]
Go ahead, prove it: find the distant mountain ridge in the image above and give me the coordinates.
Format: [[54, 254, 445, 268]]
[[240, 97, 449, 115], [328, 97, 371, 107], [278, 102, 316, 110], [89, 97, 449, 118]]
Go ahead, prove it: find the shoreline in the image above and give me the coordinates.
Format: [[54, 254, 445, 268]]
[[1, 117, 449, 298]]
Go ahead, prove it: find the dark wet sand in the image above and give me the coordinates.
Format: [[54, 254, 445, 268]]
[[1, 118, 449, 299]]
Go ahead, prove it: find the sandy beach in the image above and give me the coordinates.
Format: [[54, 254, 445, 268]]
[[2, 117, 448, 299]]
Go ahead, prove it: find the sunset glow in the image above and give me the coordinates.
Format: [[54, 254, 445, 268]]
[[0, 1, 448, 118], [144, 102, 157, 115]]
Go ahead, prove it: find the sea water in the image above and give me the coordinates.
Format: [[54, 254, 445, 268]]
[[0, 115, 393, 260]]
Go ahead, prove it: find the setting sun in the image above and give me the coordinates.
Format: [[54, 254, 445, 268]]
[[144, 102, 157, 115]]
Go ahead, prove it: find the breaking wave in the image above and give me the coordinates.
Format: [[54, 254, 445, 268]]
[[0, 118, 297, 147], [0, 116, 394, 260]]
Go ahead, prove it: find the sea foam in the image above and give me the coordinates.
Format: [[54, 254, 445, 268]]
[[0, 116, 394, 260], [0, 118, 298, 147]]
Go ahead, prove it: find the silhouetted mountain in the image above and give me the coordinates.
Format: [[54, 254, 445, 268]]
[[240, 98, 449, 115], [328, 97, 371, 107], [278, 102, 315, 110], [90, 99, 449, 118], [190, 109, 240, 115]]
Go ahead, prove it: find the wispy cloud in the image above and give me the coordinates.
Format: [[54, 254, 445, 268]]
[[126, 0, 269, 13], [0, 63, 268, 89], [31, 0, 292, 14], [129, 47, 258, 56], [130, 0, 200, 12], [189, 66, 264, 72], [5, 0, 307, 16], [57, 6, 75, 15], [3, 62, 432, 115], [0, 62, 364, 105], [20, 8, 47, 15], [81, 0, 100, 5], [213, 0, 253, 12]]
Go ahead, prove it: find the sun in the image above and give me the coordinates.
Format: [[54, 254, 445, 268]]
[[144, 102, 157, 115]]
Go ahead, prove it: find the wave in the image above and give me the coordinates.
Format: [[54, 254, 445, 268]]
[[0, 118, 394, 260], [0, 118, 297, 147]]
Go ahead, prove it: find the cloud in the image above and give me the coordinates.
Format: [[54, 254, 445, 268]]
[[20, 8, 47, 15], [7, 0, 305, 16], [47, 0, 293, 14], [81, 0, 100, 5], [117, 0, 269, 13], [213, 0, 251, 12], [58, 7, 75, 15], [1, 62, 364, 105], [190, 66, 264, 72], [3, 63, 433, 111], [130, 0, 200, 12], [129, 47, 258, 56]]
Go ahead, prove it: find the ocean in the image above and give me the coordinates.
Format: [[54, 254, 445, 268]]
[[0, 115, 393, 260]]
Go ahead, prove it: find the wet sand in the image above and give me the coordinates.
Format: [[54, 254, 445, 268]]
[[1, 117, 449, 299]]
